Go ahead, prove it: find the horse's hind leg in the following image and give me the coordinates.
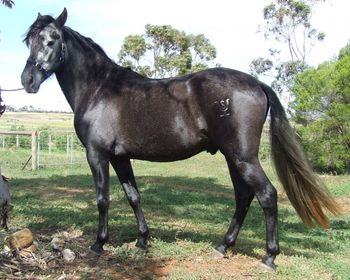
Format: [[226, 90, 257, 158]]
[[220, 153, 280, 270], [111, 158, 150, 250], [215, 159, 254, 255]]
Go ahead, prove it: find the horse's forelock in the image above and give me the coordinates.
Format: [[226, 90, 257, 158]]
[[23, 15, 55, 46]]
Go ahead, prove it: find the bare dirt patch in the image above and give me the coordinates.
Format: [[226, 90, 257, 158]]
[[1, 229, 273, 279], [335, 197, 350, 213]]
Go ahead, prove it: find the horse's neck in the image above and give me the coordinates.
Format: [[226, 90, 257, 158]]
[[55, 31, 113, 112]]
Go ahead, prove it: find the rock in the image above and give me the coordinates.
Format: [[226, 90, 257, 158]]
[[62, 248, 75, 263], [8, 228, 34, 250], [1, 245, 11, 257], [51, 237, 65, 251]]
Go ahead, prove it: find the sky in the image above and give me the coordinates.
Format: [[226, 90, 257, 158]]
[[0, 0, 349, 111]]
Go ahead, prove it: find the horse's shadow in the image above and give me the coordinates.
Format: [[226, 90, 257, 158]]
[[9, 174, 347, 260]]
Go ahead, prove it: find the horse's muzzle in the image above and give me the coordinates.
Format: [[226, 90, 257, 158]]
[[21, 64, 42, 94]]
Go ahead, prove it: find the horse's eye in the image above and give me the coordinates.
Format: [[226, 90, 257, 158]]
[[47, 41, 55, 47]]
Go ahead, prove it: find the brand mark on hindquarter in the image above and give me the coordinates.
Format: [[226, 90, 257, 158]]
[[214, 98, 231, 118]]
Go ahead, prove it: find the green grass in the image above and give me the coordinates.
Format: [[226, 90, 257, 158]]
[[0, 112, 349, 279], [0, 111, 74, 131], [1, 152, 349, 279]]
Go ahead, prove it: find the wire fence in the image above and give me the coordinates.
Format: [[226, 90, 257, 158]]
[[0, 130, 87, 170]]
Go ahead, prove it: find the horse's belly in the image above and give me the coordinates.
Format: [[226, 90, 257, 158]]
[[124, 125, 209, 161], [131, 139, 208, 162]]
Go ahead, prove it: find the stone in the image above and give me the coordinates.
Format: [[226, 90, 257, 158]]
[[51, 237, 65, 251], [62, 248, 75, 263]]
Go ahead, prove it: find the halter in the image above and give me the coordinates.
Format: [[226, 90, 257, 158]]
[[26, 32, 66, 78]]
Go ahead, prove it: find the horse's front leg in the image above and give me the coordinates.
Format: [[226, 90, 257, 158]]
[[86, 148, 110, 254], [111, 158, 150, 250]]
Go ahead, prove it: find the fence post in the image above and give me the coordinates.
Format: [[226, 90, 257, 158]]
[[16, 134, 19, 147], [31, 131, 39, 170], [66, 134, 69, 158], [70, 134, 74, 164], [48, 134, 52, 154]]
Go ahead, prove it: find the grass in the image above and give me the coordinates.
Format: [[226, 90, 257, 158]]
[[1, 152, 349, 279], [0, 112, 349, 279], [0, 111, 74, 131]]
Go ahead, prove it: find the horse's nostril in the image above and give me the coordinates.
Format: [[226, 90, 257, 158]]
[[28, 75, 34, 85]]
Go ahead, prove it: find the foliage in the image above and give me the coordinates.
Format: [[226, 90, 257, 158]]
[[271, 60, 308, 101], [291, 45, 350, 173], [1, 0, 14, 8], [250, 0, 325, 98], [5, 124, 31, 148], [0, 0, 14, 43], [118, 24, 217, 78], [261, 0, 325, 62]]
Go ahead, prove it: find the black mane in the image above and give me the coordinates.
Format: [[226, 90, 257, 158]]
[[63, 27, 110, 60]]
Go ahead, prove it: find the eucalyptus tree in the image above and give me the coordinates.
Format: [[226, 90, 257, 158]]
[[250, 0, 326, 99], [118, 24, 217, 78]]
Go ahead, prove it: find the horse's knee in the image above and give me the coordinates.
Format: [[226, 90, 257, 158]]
[[129, 195, 140, 208], [96, 196, 109, 212]]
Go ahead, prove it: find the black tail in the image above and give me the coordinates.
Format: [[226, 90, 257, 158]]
[[261, 82, 340, 228]]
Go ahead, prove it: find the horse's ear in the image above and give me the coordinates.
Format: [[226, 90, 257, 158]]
[[55, 8, 68, 28], [37, 12, 42, 19]]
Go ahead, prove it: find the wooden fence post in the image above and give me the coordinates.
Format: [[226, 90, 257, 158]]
[[31, 131, 39, 170], [66, 134, 74, 163], [48, 134, 52, 154], [66, 134, 69, 158], [70, 134, 74, 164]]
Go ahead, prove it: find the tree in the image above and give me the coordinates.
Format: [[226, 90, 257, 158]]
[[290, 44, 350, 173], [250, 0, 325, 103], [0, 0, 14, 43], [1, 0, 14, 8], [118, 24, 217, 78], [262, 0, 325, 62]]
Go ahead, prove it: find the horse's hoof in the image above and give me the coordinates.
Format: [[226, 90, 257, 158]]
[[90, 243, 104, 255], [210, 249, 225, 259], [262, 255, 276, 271]]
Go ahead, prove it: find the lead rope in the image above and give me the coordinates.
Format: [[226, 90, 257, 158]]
[[0, 86, 25, 116]]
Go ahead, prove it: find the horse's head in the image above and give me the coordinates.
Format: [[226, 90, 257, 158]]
[[21, 8, 68, 93]]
